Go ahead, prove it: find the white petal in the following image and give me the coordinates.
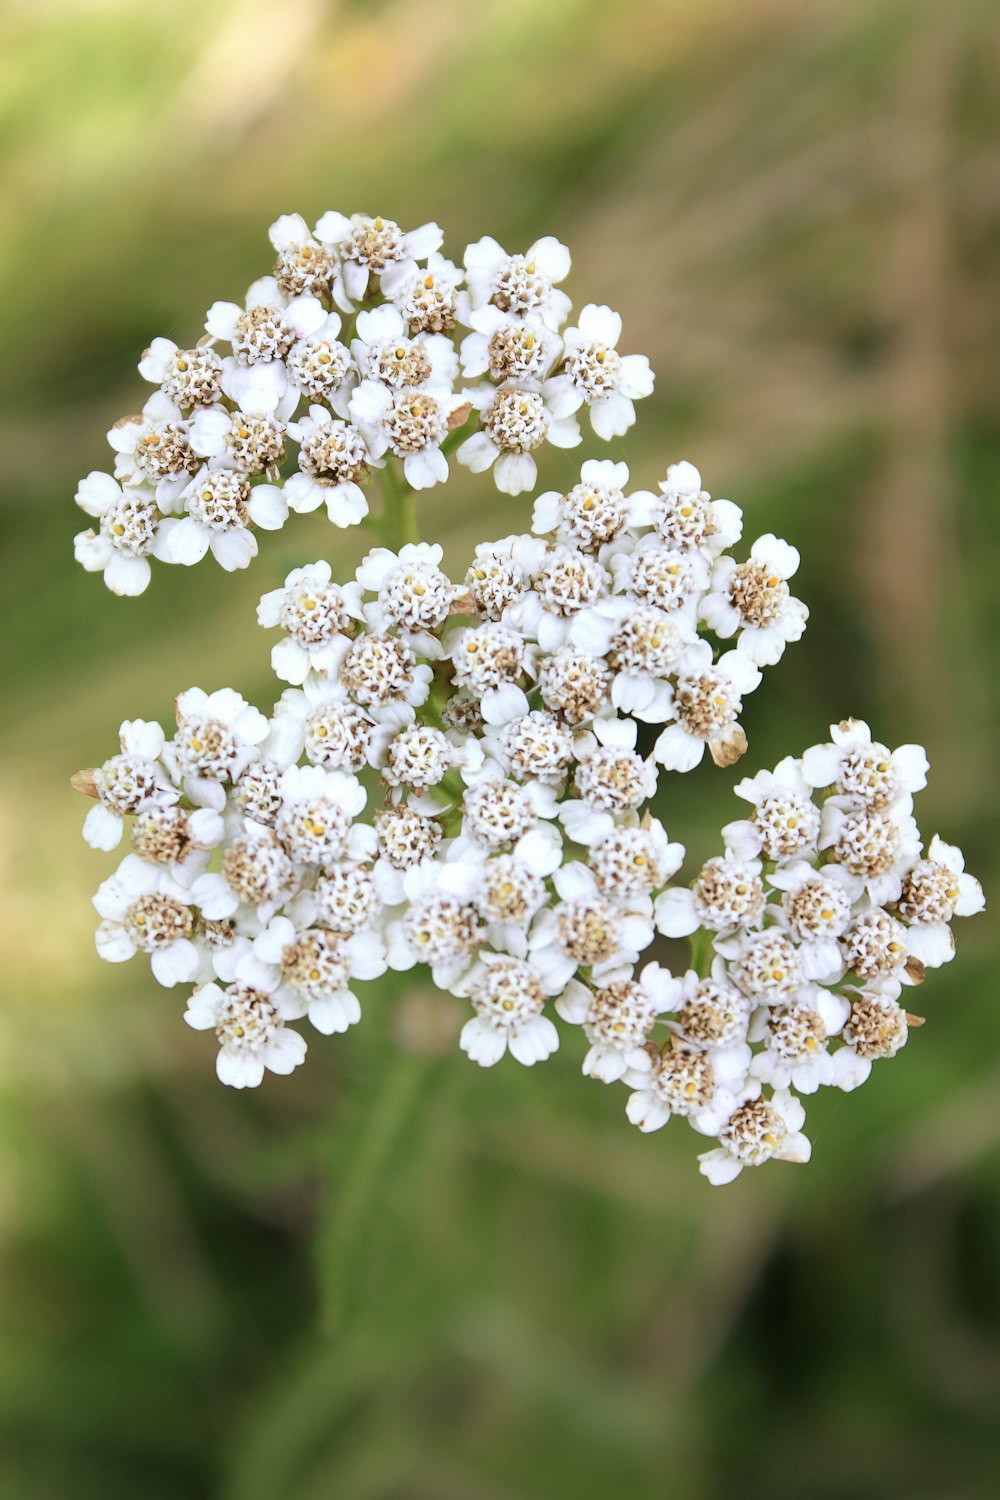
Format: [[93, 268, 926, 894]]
[[95, 922, 136, 963], [903, 922, 955, 967], [460, 1017, 507, 1067], [653, 724, 705, 771], [457, 432, 499, 472], [83, 803, 124, 851], [508, 1015, 559, 1065], [308, 991, 361, 1035], [625, 1091, 671, 1132], [103, 552, 152, 596], [480, 684, 530, 726], [654, 889, 700, 937], [494, 451, 536, 495], [210, 527, 258, 570], [152, 517, 211, 566], [697, 1149, 743, 1186], [76, 470, 123, 517], [216, 1047, 265, 1089], [248, 484, 288, 530], [151, 939, 200, 987]]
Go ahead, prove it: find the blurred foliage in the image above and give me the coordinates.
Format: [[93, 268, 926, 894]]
[[1, 0, 999, 1496]]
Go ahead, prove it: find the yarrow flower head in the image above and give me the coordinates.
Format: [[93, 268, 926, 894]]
[[74, 212, 655, 594], [70, 209, 983, 1193]]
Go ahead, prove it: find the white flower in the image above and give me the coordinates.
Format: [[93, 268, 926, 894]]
[[253, 913, 386, 1035], [189, 908, 262, 986], [464, 533, 547, 618], [557, 962, 672, 1082], [93, 855, 200, 987], [356, 542, 455, 640], [544, 304, 653, 438], [152, 468, 286, 572], [81, 717, 177, 850], [293, 861, 384, 940], [895, 834, 985, 967], [205, 274, 326, 412], [71, 206, 986, 1173], [652, 651, 761, 771], [389, 252, 464, 334], [457, 382, 580, 495], [340, 631, 434, 713], [267, 677, 407, 771], [164, 687, 269, 810], [652, 462, 743, 558], [273, 763, 372, 868], [456, 952, 561, 1068], [569, 597, 710, 721], [463, 234, 572, 330], [349, 378, 464, 491], [74, 471, 162, 596], [537, 645, 613, 725], [184, 958, 307, 1088], [190, 822, 298, 922], [839, 906, 911, 989], [833, 991, 911, 1090], [698, 1087, 811, 1185], [444, 851, 550, 958], [382, 723, 474, 793], [655, 852, 765, 938], [451, 763, 562, 872], [532, 459, 648, 550], [284, 405, 374, 523], [660, 963, 753, 1077], [565, 718, 657, 824], [257, 562, 365, 685], [189, 398, 290, 475], [460, 306, 559, 385], [767, 861, 854, 981], [128, 803, 225, 883], [748, 988, 850, 1094], [352, 303, 458, 390], [507, 546, 611, 652], [699, 534, 808, 666], [268, 213, 338, 299], [284, 311, 356, 411], [447, 621, 534, 725], [372, 803, 446, 905], [316, 212, 443, 309], [528, 861, 653, 991], [801, 719, 928, 811], [584, 816, 685, 898], [819, 799, 922, 907], [383, 862, 484, 988], [718, 927, 804, 1005], [722, 757, 821, 863], [138, 339, 224, 410], [108, 391, 198, 505], [609, 533, 711, 619], [483, 709, 575, 787], [624, 1027, 745, 1135]]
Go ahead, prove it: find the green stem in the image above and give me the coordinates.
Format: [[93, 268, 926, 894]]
[[441, 412, 478, 458], [378, 457, 418, 546], [689, 927, 715, 979], [318, 1049, 431, 1335]]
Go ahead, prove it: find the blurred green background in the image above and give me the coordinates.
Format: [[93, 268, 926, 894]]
[[1, 1, 998, 1496]]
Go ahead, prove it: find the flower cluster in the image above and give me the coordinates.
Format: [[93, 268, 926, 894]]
[[74, 494, 982, 1177], [70, 209, 984, 1188], [73, 213, 654, 595], [619, 720, 983, 1182]]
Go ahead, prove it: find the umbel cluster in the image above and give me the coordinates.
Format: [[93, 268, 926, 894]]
[[72, 212, 982, 1185]]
